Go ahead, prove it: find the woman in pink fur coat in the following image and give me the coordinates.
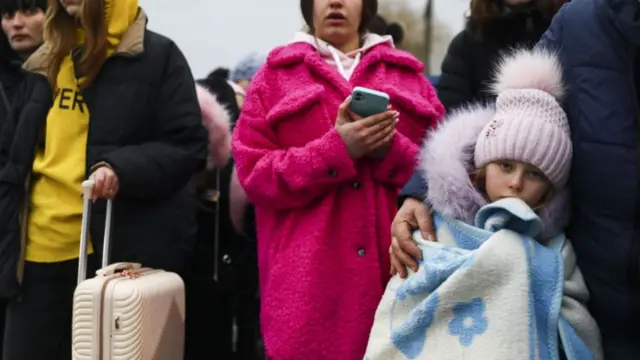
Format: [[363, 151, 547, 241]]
[[232, 0, 444, 358]]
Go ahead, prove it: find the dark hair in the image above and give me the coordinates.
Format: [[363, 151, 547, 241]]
[[467, 0, 566, 37], [369, 14, 404, 45], [368, 14, 387, 34], [208, 67, 230, 81], [0, 0, 47, 16], [0, 0, 45, 66], [386, 23, 404, 45], [300, 0, 378, 35]]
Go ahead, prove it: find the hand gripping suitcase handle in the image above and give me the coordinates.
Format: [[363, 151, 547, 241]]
[[78, 179, 114, 285], [95, 262, 142, 276]]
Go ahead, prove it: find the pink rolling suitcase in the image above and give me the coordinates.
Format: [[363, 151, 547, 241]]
[[72, 180, 186, 360]]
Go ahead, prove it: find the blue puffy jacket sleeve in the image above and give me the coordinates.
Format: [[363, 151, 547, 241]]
[[398, 169, 428, 205], [536, 3, 567, 51]]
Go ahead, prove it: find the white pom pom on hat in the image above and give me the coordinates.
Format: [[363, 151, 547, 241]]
[[490, 48, 565, 100]]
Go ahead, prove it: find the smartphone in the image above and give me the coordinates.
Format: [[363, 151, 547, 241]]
[[350, 87, 390, 118]]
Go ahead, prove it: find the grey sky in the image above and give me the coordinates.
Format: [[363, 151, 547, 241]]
[[139, 0, 468, 78]]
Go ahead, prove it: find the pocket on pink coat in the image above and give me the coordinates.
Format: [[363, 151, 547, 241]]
[[265, 84, 332, 148]]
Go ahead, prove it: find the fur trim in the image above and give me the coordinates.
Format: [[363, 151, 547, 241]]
[[420, 104, 569, 240], [196, 84, 232, 167], [491, 48, 565, 100], [420, 105, 495, 225]]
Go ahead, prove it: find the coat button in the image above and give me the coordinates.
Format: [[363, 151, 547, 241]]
[[352, 182, 360, 189], [357, 248, 366, 257], [328, 169, 337, 178], [222, 254, 232, 264]]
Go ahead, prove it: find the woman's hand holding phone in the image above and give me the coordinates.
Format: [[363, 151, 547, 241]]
[[369, 105, 398, 159], [335, 97, 398, 159]]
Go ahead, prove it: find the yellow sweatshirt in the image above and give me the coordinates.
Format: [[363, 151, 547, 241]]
[[26, 0, 139, 263]]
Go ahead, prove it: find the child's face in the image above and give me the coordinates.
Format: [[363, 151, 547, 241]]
[[484, 161, 551, 208]]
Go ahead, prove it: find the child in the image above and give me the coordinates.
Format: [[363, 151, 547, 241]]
[[364, 49, 603, 360]]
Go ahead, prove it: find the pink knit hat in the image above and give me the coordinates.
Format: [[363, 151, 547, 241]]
[[474, 49, 572, 188]]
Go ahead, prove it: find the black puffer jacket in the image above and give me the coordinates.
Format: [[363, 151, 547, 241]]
[[437, 4, 555, 112], [0, 9, 208, 298], [0, 32, 23, 132]]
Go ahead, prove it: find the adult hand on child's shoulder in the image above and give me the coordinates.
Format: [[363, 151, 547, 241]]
[[390, 197, 436, 278]]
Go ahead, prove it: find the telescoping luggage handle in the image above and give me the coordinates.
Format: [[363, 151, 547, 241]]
[[78, 179, 114, 285]]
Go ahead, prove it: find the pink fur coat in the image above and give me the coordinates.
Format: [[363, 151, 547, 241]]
[[232, 41, 444, 359]]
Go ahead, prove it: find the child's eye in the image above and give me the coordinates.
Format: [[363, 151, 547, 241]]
[[526, 171, 544, 179], [499, 162, 513, 171]]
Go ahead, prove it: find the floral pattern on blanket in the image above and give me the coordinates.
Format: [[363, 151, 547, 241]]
[[449, 298, 489, 347]]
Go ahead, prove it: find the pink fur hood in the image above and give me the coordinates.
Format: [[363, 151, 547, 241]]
[[195, 84, 232, 167]]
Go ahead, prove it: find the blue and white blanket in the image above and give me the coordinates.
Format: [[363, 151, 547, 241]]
[[365, 198, 602, 360]]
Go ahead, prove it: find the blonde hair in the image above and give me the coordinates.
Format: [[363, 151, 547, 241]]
[[473, 164, 554, 211], [45, 0, 108, 90]]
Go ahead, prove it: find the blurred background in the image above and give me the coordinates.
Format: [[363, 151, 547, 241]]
[[138, 0, 467, 78]]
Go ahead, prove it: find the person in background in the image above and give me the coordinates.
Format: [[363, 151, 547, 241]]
[[198, 68, 264, 360], [205, 66, 264, 359], [0, 0, 45, 60], [437, 0, 566, 112], [227, 55, 264, 245], [230, 53, 265, 93], [201, 68, 241, 124], [392, 0, 640, 358], [201, 68, 263, 360], [426, 74, 439, 87], [200, 68, 252, 236], [232, 0, 444, 358], [229, 53, 265, 109], [0, 0, 46, 356], [0, 0, 46, 125], [368, 14, 404, 46], [184, 79, 237, 359], [184, 72, 262, 359], [0, 0, 207, 358]]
